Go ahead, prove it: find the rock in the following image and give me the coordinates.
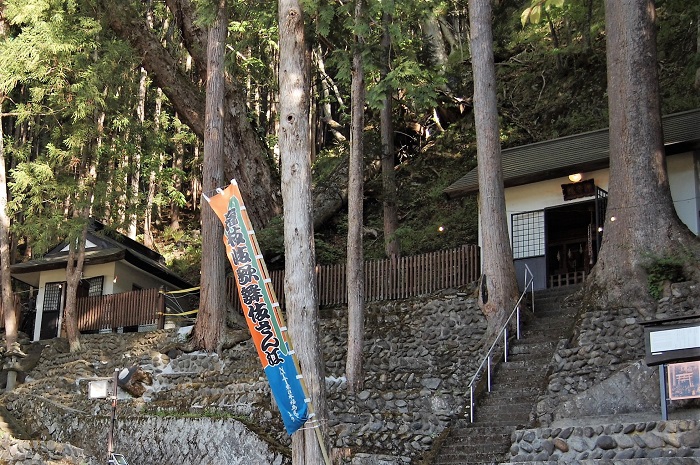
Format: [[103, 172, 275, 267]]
[[553, 437, 569, 452], [595, 435, 617, 450], [680, 430, 700, 448]]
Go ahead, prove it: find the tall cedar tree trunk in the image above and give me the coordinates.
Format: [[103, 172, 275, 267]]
[[0, 7, 17, 351], [63, 221, 88, 352], [192, 0, 227, 351], [586, 0, 700, 308], [0, 100, 18, 351], [468, 0, 519, 333], [346, 0, 366, 395], [380, 11, 401, 258], [102, 0, 280, 229], [144, 87, 164, 249], [170, 117, 184, 231], [278, 1, 329, 463], [128, 67, 147, 239]]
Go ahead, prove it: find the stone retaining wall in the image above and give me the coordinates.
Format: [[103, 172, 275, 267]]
[[4, 393, 290, 465], [509, 420, 700, 462], [1, 286, 488, 464], [322, 287, 488, 460], [536, 282, 700, 425]]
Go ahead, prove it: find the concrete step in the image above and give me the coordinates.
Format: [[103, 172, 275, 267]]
[[491, 366, 550, 383], [476, 385, 542, 400], [478, 394, 538, 408], [434, 448, 510, 465], [431, 286, 582, 465], [509, 340, 558, 355], [472, 407, 531, 423]]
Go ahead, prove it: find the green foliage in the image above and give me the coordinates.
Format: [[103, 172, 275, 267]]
[[643, 253, 687, 300], [521, 0, 566, 26], [255, 216, 285, 267], [166, 245, 202, 286]]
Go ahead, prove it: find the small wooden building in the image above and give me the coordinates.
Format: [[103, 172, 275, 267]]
[[10, 221, 192, 341], [445, 109, 700, 291]]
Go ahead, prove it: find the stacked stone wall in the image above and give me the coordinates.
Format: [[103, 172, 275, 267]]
[[1, 286, 489, 464], [536, 282, 700, 425], [322, 288, 488, 459], [4, 393, 290, 465], [509, 420, 700, 462]]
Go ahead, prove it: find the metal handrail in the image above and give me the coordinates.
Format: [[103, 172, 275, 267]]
[[467, 265, 535, 423]]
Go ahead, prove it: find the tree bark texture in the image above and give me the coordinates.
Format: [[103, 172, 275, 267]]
[[278, 1, 329, 463], [0, 8, 16, 346], [0, 99, 18, 350], [63, 223, 88, 353], [346, 0, 366, 395], [128, 67, 148, 240], [468, 0, 519, 333], [380, 11, 401, 258], [102, 1, 280, 229], [587, 0, 699, 308], [192, 0, 227, 352]]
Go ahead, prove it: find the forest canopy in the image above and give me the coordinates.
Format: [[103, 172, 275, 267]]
[[0, 0, 697, 282]]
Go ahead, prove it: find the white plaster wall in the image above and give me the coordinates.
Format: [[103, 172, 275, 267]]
[[503, 168, 611, 242], [666, 151, 699, 234], [113, 261, 174, 293], [33, 262, 117, 341]]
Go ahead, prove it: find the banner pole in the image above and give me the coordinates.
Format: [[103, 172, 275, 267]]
[[216, 180, 331, 465], [247, 216, 332, 465]]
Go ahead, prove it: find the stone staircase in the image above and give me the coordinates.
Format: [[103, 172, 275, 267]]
[[431, 285, 579, 465]]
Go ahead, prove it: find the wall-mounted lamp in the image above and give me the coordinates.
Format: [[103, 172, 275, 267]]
[[568, 173, 583, 183], [113, 276, 118, 284]]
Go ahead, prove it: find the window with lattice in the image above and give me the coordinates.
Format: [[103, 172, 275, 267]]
[[86, 276, 104, 297], [511, 210, 545, 259], [43, 282, 64, 312]]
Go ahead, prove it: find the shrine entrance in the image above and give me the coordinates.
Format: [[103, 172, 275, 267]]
[[545, 201, 597, 287], [544, 187, 607, 288], [511, 187, 607, 290]]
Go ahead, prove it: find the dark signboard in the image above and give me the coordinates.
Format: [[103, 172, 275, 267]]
[[562, 179, 595, 201]]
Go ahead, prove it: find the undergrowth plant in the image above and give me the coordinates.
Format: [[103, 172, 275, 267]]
[[643, 253, 687, 300]]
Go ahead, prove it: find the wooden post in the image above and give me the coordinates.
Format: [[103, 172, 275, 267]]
[[158, 287, 166, 330]]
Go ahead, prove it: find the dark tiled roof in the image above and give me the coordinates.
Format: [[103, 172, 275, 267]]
[[10, 221, 193, 289], [444, 109, 700, 198]]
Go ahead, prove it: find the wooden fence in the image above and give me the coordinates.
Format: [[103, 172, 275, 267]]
[[227, 244, 480, 309], [13, 244, 479, 334], [76, 288, 165, 331]]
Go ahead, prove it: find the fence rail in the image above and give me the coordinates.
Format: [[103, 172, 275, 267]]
[[76, 288, 165, 331], [17, 244, 479, 335], [227, 244, 480, 309]]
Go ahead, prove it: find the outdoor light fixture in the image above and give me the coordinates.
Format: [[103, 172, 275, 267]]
[[438, 226, 445, 232], [610, 216, 617, 222], [113, 276, 118, 283], [568, 173, 583, 182]]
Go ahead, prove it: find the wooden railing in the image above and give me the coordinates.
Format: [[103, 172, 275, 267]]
[[76, 288, 165, 331], [60, 244, 479, 332], [227, 244, 480, 309]]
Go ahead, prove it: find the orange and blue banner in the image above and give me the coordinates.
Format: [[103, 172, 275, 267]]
[[206, 180, 309, 435]]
